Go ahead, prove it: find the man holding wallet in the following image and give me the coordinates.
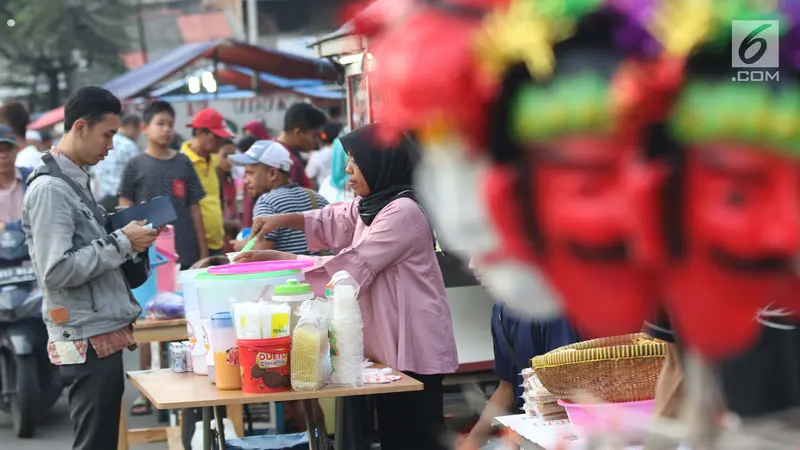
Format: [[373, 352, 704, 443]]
[[22, 86, 159, 450]]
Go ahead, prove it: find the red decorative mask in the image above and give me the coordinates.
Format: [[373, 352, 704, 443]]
[[629, 144, 800, 359], [484, 136, 657, 338]]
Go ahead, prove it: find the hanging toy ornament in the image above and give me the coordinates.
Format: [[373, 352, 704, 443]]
[[473, 0, 604, 81], [647, 0, 713, 57], [366, 2, 497, 150], [473, 2, 567, 81]]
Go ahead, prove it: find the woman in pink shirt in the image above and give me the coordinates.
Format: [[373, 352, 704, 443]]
[[236, 124, 458, 450]]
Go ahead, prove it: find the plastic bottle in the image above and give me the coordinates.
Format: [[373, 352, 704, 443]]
[[271, 279, 315, 336], [329, 284, 364, 387]]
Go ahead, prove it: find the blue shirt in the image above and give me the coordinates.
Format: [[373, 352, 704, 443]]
[[491, 303, 580, 410]]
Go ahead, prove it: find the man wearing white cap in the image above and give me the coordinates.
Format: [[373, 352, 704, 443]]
[[15, 129, 47, 170], [229, 140, 328, 255]]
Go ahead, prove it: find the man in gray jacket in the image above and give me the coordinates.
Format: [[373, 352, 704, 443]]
[[23, 86, 159, 450]]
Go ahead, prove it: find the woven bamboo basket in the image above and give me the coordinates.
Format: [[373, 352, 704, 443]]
[[530, 333, 665, 403]]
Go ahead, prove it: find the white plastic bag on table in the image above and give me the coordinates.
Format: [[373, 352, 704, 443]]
[[327, 271, 364, 387], [290, 298, 332, 391], [325, 270, 361, 299]]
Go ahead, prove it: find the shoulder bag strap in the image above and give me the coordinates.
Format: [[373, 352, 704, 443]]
[[304, 188, 320, 210], [41, 153, 107, 227], [415, 203, 443, 252]]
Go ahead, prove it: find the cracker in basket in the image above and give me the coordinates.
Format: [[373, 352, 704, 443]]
[[541, 412, 569, 422], [531, 401, 566, 417]]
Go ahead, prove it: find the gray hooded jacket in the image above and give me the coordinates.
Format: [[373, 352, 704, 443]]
[[22, 153, 141, 342]]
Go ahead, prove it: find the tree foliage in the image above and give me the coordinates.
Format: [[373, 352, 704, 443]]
[[0, 0, 133, 108]]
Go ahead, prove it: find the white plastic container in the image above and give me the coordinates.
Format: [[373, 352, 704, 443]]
[[179, 269, 209, 374], [193, 270, 304, 322], [204, 319, 216, 384], [271, 279, 314, 336], [195, 269, 301, 382]]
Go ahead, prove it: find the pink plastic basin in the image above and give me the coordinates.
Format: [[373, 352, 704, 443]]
[[558, 399, 654, 440], [207, 260, 313, 275]]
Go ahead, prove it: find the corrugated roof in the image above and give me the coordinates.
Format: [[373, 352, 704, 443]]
[[103, 39, 336, 100]]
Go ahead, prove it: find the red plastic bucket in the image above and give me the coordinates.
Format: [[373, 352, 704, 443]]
[[238, 337, 292, 393]]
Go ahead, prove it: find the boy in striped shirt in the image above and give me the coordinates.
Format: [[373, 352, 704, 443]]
[[230, 140, 328, 254]]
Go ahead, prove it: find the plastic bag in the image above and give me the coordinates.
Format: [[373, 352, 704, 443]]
[[145, 292, 185, 320], [325, 270, 360, 299], [291, 299, 332, 391], [327, 271, 365, 387]]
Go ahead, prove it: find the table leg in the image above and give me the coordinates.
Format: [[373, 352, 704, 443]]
[[226, 404, 245, 437], [301, 399, 322, 450], [202, 407, 212, 450], [118, 400, 129, 450], [214, 405, 227, 450], [151, 342, 161, 369]]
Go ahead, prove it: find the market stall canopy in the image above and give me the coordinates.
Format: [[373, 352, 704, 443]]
[[216, 68, 344, 100], [105, 39, 336, 99], [29, 39, 338, 130]]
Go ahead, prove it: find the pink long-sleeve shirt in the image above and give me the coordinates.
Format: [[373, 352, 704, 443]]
[[298, 198, 458, 375]]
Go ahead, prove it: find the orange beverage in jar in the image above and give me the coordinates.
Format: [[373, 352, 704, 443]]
[[211, 312, 242, 390], [214, 348, 242, 390]]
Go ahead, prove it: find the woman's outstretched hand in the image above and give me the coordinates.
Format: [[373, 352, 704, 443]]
[[232, 250, 297, 263], [251, 216, 282, 242]]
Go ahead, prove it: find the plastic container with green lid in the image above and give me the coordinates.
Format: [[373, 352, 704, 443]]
[[194, 269, 305, 321], [271, 279, 315, 335]]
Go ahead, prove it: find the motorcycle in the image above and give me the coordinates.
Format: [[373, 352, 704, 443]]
[[0, 229, 62, 438]]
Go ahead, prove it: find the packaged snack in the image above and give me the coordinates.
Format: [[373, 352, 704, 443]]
[[290, 299, 332, 391], [541, 412, 569, 422], [531, 401, 566, 417]]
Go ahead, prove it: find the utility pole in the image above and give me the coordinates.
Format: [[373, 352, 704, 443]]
[[137, 0, 149, 63], [246, 0, 258, 44]]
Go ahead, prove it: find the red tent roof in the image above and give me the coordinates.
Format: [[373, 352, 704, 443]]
[[28, 106, 65, 131]]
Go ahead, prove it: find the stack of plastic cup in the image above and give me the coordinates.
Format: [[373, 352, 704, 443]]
[[330, 285, 364, 387]]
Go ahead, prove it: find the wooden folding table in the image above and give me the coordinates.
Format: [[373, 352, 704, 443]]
[[128, 365, 423, 450]]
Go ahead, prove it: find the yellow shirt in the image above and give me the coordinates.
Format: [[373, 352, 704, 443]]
[[182, 143, 224, 250]]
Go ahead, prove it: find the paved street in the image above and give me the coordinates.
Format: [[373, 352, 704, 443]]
[[0, 348, 168, 450]]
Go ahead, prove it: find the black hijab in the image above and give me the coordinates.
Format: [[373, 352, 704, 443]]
[[339, 124, 420, 226]]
